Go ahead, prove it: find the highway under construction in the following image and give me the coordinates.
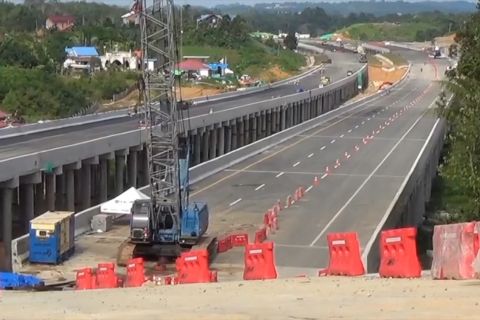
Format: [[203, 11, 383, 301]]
[[2, 0, 479, 319]]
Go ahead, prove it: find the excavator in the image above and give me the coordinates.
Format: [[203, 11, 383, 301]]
[[117, 0, 215, 265]]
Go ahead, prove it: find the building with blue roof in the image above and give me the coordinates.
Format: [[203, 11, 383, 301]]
[[63, 46, 101, 74], [65, 46, 100, 58]]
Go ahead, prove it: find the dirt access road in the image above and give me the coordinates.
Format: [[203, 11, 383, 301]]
[[2, 276, 479, 320]]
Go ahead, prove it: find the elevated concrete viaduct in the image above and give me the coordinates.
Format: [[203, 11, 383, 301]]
[[0, 65, 368, 270]]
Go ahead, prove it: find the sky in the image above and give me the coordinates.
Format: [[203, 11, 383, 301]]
[[15, 0, 475, 7]]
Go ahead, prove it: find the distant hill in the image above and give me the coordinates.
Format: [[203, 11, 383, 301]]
[[215, 1, 476, 16]]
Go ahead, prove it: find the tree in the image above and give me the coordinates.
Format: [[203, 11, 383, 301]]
[[284, 32, 298, 50], [437, 2, 480, 219]]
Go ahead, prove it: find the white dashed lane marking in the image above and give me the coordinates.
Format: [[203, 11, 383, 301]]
[[255, 184, 265, 191], [229, 198, 242, 206]]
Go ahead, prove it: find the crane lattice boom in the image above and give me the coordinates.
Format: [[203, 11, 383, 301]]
[[135, 0, 185, 226]]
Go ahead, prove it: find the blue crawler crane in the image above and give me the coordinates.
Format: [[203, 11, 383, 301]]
[[117, 0, 215, 265]]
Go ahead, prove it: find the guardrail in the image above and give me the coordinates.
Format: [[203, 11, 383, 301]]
[[10, 62, 408, 272], [0, 44, 327, 140]]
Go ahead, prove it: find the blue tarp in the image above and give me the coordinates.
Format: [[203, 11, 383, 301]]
[[65, 46, 99, 57], [0, 272, 44, 289], [208, 63, 228, 71]]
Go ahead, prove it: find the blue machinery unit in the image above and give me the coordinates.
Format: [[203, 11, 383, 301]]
[[29, 211, 75, 264]]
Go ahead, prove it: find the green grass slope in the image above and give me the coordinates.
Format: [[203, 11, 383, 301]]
[[340, 22, 442, 42]]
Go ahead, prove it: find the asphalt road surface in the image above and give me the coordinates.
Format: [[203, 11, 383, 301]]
[[191, 49, 445, 274], [0, 52, 360, 162]]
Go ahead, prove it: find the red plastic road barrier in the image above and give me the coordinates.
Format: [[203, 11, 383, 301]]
[[264, 212, 271, 229], [314, 176, 320, 186], [217, 235, 233, 253], [175, 249, 217, 284], [270, 210, 278, 231], [276, 200, 283, 211], [96, 262, 120, 288], [285, 195, 294, 208], [125, 257, 146, 287], [231, 233, 249, 247], [323, 232, 365, 276], [76, 268, 96, 290], [272, 204, 281, 216], [379, 227, 421, 278], [432, 222, 479, 279], [255, 227, 267, 243], [294, 188, 300, 201], [243, 242, 278, 280]]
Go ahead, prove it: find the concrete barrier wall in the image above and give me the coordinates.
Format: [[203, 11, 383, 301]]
[[362, 118, 447, 272], [0, 109, 130, 139]]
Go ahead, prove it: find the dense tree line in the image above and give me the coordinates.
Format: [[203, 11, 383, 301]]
[[437, 2, 480, 219], [0, 1, 140, 121]]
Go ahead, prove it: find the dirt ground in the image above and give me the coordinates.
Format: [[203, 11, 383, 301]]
[[2, 276, 480, 320], [98, 86, 225, 112], [257, 65, 295, 83], [177, 86, 224, 100], [368, 65, 407, 88]]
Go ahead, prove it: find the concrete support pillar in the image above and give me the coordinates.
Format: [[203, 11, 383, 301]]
[[19, 183, 34, 232], [194, 132, 201, 165], [273, 110, 279, 133], [55, 174, 65, 210], [276, 109, 281, 132], [34, 178, 45, 216], [115, 151, 127, 195], [128, 150, 138, 188], [225, 125, 232, 153], [292, 103, 297, 127], [65, 167, 76, 211], [141, 147, 149, 187], [46, 173, 56, 212], [256, 114, 262, 139], [231, 122, 237, 150], [1, 178, 18, 271], [202, 129, 210, 162], [238, 118, 245, 147], [81, 163, 91, 209], [99, 157, 109, 203], [209, 126, 217, 160], [300, 103, 304, 123], [281, 108, 286, 131], [251, 114, 257, 142], [2, 187, 13, 270], [218, 125, 225, 156], [261, 112, 267, 138], [270, 110, 275, 134], [287, 106, 292, 127], [266, 111, 272, 136], [244, 116, 250, 144]]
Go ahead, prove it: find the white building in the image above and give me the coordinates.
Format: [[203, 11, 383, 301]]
[[100, 48, 139, 71]]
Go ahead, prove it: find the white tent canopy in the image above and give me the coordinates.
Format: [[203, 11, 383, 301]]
[[100, 187, 149, 215]]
